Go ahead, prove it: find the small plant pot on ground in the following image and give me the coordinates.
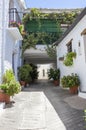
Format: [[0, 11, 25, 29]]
[[61, 73, 80, 94], [53, 80, 59, 86], [0, 91, 10, 104], [69, 86, 78, 94]]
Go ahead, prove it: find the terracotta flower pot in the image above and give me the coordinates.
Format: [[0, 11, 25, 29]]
[[0, 92, 10, 103], [20, 81, 26, 86], [69, 86, 78, 94], [54, 80, 59, 86]]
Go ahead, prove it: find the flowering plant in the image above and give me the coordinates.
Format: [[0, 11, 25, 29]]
[[9, 21, 19, 27], [9, 21, 26, 35]]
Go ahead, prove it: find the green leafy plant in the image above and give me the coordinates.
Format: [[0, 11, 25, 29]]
[[7, 80, 21, 96], [2, 70, 15, 84], [45, 44, 56, 58], [61, 73, 80, 88], [0, 70, 21, 96], [84, 110, 86, 121], [0, 81, 20, 96], [29, 63, 39, 82], [22, 33, 37, 56], [52, 69, 60, 80], [47, 68, 60, 80], [63, 52, 76, 66], [18, 24, 26, 35], [18, 64, 32, 83], [22, 8, 80, 25], [47, 68, 54, 80], [0, 84, 8, 93]]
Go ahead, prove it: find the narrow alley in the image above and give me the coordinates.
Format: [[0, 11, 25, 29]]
[[0, 80, 86, 130]]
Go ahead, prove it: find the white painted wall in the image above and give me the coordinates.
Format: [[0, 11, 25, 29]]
[[0, 1, 3, 83], [13, 41, 22, 80], [5, 31, 15, 70], [57, 15, 86, 94], [0, 0, 25, 82], [0, 0, 10, 83]]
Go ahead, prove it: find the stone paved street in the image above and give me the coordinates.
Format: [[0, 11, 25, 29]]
[[0, 80, 86, 130]]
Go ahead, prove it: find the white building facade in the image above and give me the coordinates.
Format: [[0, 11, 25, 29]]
[[56, 8, 86, 98], [0, 0, 26, 82]]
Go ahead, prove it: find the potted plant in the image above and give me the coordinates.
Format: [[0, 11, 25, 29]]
[[0, 84, 10, 103], [63, 52, 76, 66], [61, 73, 80, 94], [52, 69, 60, 86], [47, 68, 54, 81], [18, 64, 32, 87], [9, 21, 19, 27], [0, 70, 21, 103], [29, 63, 39, 82], [47, 68, 60, 86]]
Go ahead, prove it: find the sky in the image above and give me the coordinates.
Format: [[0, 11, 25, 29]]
[[25, 0, 86, 9]]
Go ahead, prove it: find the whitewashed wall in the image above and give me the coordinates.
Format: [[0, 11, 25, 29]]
[[0, 0, 10, 83], [57, 15, 86, 93], [6, 0, 24, 79], [0, 0, 25, 82], [0, 1, 3, 83], [13, 41, 22, 80], [5, 31, 16, 69]]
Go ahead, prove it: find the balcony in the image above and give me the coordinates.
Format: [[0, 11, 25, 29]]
[[7, 8, 23, 40], [9, 8, 21, 27]]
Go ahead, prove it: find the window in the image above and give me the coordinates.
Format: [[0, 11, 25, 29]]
[[81, 28, 86, 35], [66, 39, 72, 52]]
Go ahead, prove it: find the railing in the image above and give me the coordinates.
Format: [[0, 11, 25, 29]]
[[9, 8, 21, 27]]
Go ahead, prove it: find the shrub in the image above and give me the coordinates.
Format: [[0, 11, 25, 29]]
[[0, 70, 21, 96], [18, 64, 32, 83], [47, 68, 60, 80], [61, 73, 80, 88]]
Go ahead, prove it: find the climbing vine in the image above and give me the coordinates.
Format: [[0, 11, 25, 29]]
[[21, 8, 81, 57], [22, 33, 37, 55], [22, 8, 80, 24]]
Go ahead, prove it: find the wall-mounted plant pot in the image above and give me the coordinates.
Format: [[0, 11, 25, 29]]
[[59, 57, 64, 61]]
